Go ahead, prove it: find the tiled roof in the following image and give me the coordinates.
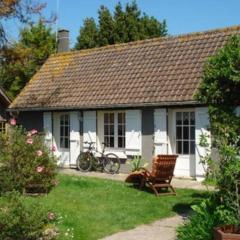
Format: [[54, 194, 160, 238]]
[[9, 26, 240, 110]]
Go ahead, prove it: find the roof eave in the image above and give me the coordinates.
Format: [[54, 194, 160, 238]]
[[8, 100, 203, 112]]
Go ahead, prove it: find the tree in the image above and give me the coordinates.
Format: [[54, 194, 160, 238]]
[[0, 21, 55, 98], [0, 0, 50, 47], [75, 18, 99, 50], [98, 6, 115, 46], [75, 1, 167, 50]]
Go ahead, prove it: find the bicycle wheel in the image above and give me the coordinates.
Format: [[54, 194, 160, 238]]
[[77, 152, 93, 172], [103, 153, 120, 174]]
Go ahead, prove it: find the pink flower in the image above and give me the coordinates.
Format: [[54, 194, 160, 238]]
[[47, 212, 55, 220], [51, 145, 56, 152], [36, 166, 44, 173], [10, 118, 16, 126], [26, 138, 33, 144], [36, 150, 43, 156], [31, 129, 38, 135]]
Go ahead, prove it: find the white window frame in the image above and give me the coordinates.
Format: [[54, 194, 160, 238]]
[[103, 111, 125, 149], [174, 109, 195, 155], [59, 113, 70, 150]]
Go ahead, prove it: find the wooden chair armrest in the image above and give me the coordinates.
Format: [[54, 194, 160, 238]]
[[139, 168, 151, 178]]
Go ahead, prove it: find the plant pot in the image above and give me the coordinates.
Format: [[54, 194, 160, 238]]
[[214, 225, 240, 240]]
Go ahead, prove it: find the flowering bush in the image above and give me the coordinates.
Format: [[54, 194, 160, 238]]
[[0, 191, 58, 240], [0, 120, 57, 194]]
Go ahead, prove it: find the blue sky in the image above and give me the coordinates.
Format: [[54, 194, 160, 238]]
[[6, 0, 240, 47]]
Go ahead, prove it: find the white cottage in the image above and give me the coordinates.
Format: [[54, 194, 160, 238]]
[[9, 26, 240, 179]]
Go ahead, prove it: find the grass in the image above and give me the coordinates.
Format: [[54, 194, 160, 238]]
[[4, 174, 207, 240]]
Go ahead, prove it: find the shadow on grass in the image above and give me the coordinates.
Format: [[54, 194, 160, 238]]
[[173, 191, 209, 217]]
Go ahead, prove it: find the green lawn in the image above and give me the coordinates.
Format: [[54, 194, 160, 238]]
[[36, 175, 206, 239]]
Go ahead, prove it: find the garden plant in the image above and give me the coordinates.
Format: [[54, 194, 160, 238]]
[[177, 35, 240, 240]]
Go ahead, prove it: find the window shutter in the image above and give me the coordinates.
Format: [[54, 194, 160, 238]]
[[125, 110, 141, 155], [70, 111, 80, 165], [83, 111, 96, 150], [195, 107, 210, 177], [154, 109, 167, 154], [43, 112, 52, 147]]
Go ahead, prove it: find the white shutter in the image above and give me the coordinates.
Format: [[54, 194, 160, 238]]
[[195, 107, 210, 177], [154, 109, 167, 154], [83, 111, 96, 150], [70, 111, 80, 165], [125, 110, 141, 155], [43, 112, 52, 147]]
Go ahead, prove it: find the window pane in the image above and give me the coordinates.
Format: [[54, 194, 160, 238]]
[[65, 126, 69, 136], [104, 125, 108, 135], [183, 126, 189, 139], [190, 141, 195, 154], [60, 126, 64, 136], [176, 126, 182, 140], [118, 113, 123, 123], [190, 112, 195, 125], [104, 136, 109, 146], [60, 137, 64, 148], [65, 138, 69, 148], [110, 125, 114, 135], [109, 137, 114, 147], [104, 113, 108, 123], [176, 112, 182, 125], [118, 137, 123, 148], [110, 113, 114, 123], [190, 127, 195, 140], [183, 141, 189, 154], [183, 112, 189, 125], [118, 125, 123, 135], [176, 141, 182, 154]]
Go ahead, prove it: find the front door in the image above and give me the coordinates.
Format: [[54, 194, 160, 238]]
[[53, 113, 70, 166], [173, 110, 196, 177]]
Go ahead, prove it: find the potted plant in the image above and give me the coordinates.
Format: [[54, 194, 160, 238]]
[[214, 181, 240, 240]]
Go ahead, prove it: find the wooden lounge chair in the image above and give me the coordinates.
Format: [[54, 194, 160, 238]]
[[140, 155, 178, 196]]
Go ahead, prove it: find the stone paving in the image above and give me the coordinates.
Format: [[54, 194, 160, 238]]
[[59, 168, 211, 191], [100, 215, 186, 240]]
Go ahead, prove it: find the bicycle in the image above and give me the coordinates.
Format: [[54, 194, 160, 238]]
[[77, 142, 121, 174]]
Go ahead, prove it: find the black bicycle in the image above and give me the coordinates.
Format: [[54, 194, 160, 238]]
[[77, 142, 121, 174]]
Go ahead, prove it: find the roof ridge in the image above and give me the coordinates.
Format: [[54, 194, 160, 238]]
[[52, 25, 240, 57]]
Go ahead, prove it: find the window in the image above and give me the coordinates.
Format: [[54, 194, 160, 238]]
[[176, 111, 195, 155], [60, 114, 70, 149], [0, 122, 6, 134], [104, 112, 125, 148]]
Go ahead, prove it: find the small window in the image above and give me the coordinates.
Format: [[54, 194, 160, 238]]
[[104, 113, 115, 147], [60, 114, 70, 149], [104, 112, 125, 148], [0, 122, 6, 134]]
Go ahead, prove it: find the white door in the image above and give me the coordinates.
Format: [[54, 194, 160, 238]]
[[53, 112, 70, 167], [173, 110, 196, 177]]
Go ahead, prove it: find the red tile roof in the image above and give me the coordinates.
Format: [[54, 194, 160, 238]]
[[9, 26, 240, 111]]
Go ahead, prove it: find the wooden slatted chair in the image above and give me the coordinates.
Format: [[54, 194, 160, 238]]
[[140, 155, 178, 196]]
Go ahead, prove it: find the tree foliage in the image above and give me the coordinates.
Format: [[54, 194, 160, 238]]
[[75, 1, 167, 50], [0, 0, 51, 47], [0, 21, 55, 98]]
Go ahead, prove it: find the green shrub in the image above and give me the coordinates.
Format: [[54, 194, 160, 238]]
[[127, 155, 148, 172], [177, 196, 238, 240], [0, 122, 57, 194], [0, 191, 58, 240]]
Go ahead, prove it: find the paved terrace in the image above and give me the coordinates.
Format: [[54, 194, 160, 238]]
[[59, 168, 213, 191]]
